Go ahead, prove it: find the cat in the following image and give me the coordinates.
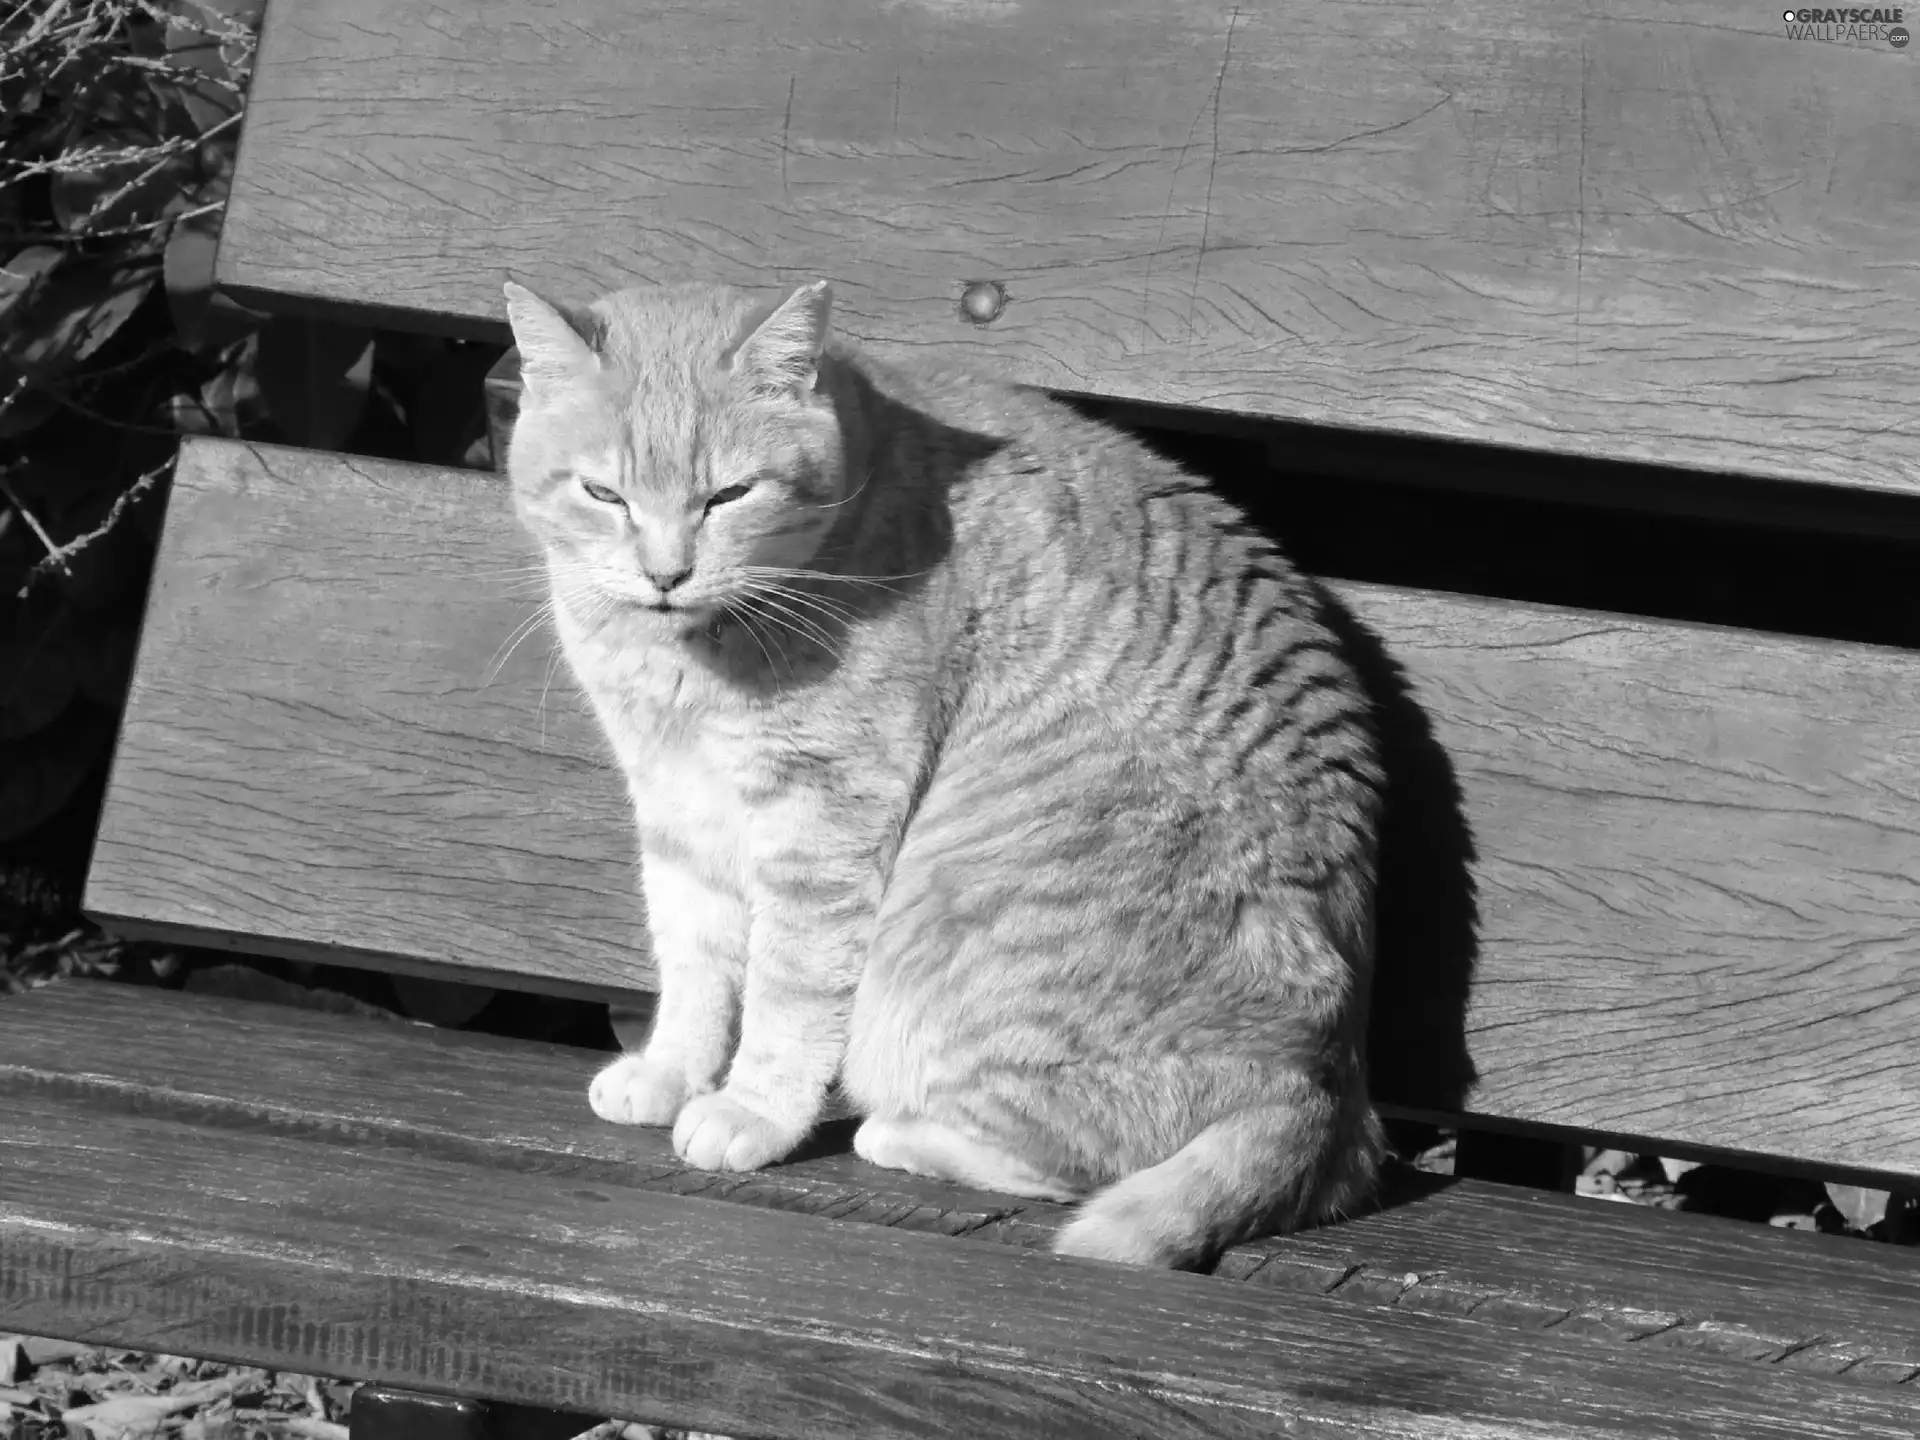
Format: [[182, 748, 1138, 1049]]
[[502, 277, 1387, 1269]]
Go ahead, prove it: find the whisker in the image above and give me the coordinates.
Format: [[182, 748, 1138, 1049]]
[[476, 564, 585, 598], [538, 637, 574, 752], [752, 582, 859, 632], [472, 561, 565, 579], [749, 573, 861, 620], [543, 589, 614, 726], [728, 602, 783, 677], [483, 600, 559, 687], [810, 467, 874, 510], [746, 590, 840, 653], [484, 572, 604, 686], [731, 596, 794, 676], [497, 581, 557, 599], [737, 585, 832, 657], [742, 563, 931, 588]]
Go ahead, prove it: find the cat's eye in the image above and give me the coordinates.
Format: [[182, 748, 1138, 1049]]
[[580, 480, 624, 506], [706, 483, 753, 511]]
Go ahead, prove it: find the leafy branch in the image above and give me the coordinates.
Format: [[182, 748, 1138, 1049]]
[[0, 0, 503, 853]]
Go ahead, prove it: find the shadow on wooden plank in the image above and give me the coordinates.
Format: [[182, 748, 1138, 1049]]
[[1322, 593, 1480, 1117]]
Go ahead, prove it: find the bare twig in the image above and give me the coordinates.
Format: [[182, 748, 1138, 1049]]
[[17, 458, 169, 596], [0, 0, 255, 107], [0, 113, 240, 189], [81, 113, 241, 231], [0, 372, 32, 424], [0, 466, 66, 571], [5, 0, 74, 49], [0, 0, 254, 597], [0, 0, 46, 35], [0, 197, 223, 243], [87, 47, 249, 93]]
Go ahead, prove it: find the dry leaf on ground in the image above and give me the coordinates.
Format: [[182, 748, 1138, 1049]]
[[62, 1371, 241, 1436]]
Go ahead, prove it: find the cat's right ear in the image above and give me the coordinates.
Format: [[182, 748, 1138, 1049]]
[[503, 282, 598, 401], [730, 281, 832, 402]]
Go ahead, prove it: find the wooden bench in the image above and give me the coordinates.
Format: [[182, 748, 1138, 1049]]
[[5, 0, 1919, 1435]]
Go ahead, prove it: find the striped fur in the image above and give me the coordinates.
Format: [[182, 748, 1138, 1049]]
[[503, 279, 1387, 1268]]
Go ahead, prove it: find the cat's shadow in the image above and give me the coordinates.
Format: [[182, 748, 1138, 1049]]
[[1314, 590, 1480, 1121]]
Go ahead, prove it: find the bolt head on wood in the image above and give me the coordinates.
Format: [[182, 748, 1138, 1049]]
[[959, 281, 1006, 324]]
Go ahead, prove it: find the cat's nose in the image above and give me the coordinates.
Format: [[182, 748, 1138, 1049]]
[[646, 566, 693, 593]]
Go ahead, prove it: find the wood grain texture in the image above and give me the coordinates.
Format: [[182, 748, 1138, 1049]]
[[83, 438, 1920, 1176], [1328, 581, 1920, 1176], [215, 0, 1920, 496], [4, 998, 1920, 1434], [88, 438, 645, 999], [8, 981, 1917, 1384]]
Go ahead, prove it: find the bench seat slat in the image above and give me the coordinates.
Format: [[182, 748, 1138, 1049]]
[[6, 981, 1917, 1380], [217, 0, 1920, 498], [83, 439, 1920, 1179], [4, 984, 1919, 1437]]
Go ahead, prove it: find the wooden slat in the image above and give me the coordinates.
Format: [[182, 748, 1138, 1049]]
[[7, 981, 1918, 1382], [17, 1100, 1920, 1440], [216, 0, 1920, 497], [83, 439, 1920, 1177], [5, 991, 1919, 1437]]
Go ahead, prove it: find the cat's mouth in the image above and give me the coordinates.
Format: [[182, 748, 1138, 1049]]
[[632, 595, 717, 627], [598, 578, 713, 620], [608, 585, 696, 614]]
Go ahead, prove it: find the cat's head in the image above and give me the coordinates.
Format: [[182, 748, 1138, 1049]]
[[502, 280, 848, 618]]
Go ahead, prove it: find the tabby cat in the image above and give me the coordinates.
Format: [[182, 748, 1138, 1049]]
[[503, 278, 1386, 1268]]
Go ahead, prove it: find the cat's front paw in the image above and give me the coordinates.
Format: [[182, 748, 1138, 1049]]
[[672, 1091, 800, 1171], [588, 1053, 691, 1126]]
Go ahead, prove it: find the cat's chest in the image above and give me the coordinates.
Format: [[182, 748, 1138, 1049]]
[[633, 737, 748, 867], [556, 606, 767, 871], [560, 611, 720, 748], [592, 663, 756, 877]]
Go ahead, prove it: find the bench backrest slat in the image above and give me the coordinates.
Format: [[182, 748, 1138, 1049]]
[[85, 438, 1920, 1182], [217, 0, 1920, 498]]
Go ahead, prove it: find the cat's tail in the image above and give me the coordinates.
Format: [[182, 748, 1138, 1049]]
[[1051, 1082, 1384, 1270]]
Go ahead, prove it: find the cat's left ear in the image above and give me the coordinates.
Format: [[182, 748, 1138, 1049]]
[[732, 281, 832, 401], [503, 281, 598, 400]]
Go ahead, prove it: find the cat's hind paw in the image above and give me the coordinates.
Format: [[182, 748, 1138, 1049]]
[[673, 1090, 800, 1171], [588, 1053, 690, 1126], [854, 1115, 1080, 1202]]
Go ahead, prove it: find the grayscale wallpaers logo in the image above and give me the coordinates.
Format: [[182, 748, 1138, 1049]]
[[1782, 6, 1910, 43]]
